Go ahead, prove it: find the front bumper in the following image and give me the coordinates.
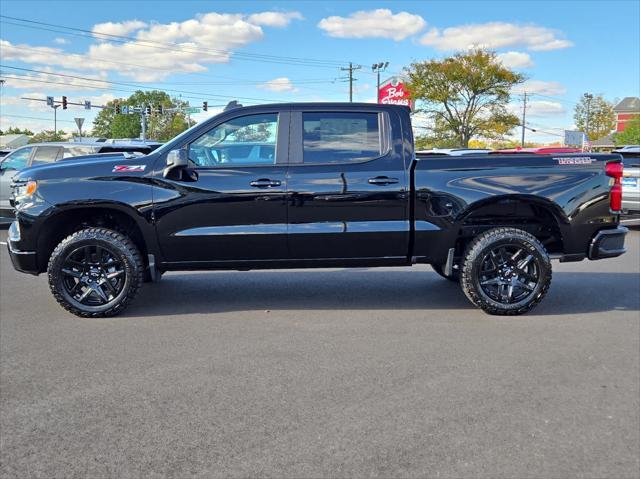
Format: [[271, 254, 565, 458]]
[[6, 221, 39, 275], [588, 226, 628, 260]]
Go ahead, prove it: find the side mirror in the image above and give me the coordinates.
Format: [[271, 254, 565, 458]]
[[163, 147, 189, 178], [166, 148, 189, 167]]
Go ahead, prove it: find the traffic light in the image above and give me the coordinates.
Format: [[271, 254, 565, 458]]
[[156, 104, 163, 115], [115, 103, 121, 114], [202, 101, 208, 111], [146, 105, 152, 115], [62, 96, 68, 110]]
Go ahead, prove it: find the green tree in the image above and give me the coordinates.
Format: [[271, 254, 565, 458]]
[[92, 90, 191, 141], [574, 94, 616, 141], [2, 126, 35, 136], [613, 117, 640, 146], [405, 49, 524, 147], [110, 114, 142, 139], [28, 130, 66, 143]]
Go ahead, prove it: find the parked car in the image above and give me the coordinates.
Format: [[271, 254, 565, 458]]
[[7, 102, 627, 318], [416, 148, 492, 156], [614, 146, 640, 216], [0, 142, 154, 223], [492, 147, 583, 154]]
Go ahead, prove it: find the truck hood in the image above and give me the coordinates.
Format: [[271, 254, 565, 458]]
[[12, 153, 157, 182]]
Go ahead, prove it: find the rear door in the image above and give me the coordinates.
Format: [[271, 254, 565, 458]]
[[286, 107, 410, 261]]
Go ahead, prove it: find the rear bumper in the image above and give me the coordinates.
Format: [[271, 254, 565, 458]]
[[588, 226, 628, 260]]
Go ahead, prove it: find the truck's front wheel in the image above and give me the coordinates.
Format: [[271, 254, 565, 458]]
[[47, 228, 144, 318], [460, 228, 551, 315]]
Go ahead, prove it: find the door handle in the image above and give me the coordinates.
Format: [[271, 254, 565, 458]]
[[250, 178, 281, 188], [368, 176, 399, 185]]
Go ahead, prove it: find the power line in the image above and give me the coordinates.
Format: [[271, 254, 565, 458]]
[[10, 44, 342, 86], [0, 15, 349, 68], [1, 113, 75, 123], [0, 65, 293, 103]]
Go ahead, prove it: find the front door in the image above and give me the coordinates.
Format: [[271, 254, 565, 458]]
[[153, 111, 289, 265], [286, 109, 410, 261]]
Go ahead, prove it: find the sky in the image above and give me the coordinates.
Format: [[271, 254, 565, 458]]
[[1, 0, 639, 143]]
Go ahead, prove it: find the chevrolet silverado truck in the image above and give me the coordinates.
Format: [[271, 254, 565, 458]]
[[7, 102, 628, 317]]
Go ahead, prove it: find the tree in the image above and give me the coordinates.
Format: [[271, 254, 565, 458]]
[[614, 117, 640, 146], [92, 90, 191, 141], [2, 126, 34, 136], [574, 94, 616, 141], [110, 114, 141, 139], [28, 130, 66, 143], [405, 49, 524, 147]]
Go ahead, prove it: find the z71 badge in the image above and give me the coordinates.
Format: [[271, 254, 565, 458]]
[[113, 165, 146, 172], [553, 157, 596, 165]]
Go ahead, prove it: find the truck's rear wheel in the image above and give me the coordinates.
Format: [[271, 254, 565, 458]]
[[432, 264, 459, 282], [47, 228, 143, 318], [460, 227, 551, 315]]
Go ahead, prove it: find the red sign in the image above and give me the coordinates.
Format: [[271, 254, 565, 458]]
[[378, 77, 412, 109]]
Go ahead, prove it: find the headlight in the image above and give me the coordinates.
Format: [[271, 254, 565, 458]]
[[13, 180, 38, 200]]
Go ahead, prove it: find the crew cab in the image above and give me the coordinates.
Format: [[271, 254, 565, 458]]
[[7, 102, 628, 317]]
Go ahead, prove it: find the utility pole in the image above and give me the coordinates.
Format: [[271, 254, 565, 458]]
[[371, 62, 389, 103], [521, 92, 527, 147], [140, 109, 147, 141], [340, 63, 361, 102]]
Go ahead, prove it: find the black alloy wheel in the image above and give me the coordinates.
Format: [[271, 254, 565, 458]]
[[61, 244, 126, 306], [460, 227, 552, 315], [48, 228, 144, 317], [477, 245, 539, 304]]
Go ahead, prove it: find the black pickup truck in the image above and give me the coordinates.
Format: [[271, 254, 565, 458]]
[[7, 102, 628, 317]]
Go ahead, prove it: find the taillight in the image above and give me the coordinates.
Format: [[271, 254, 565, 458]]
[[606, 161, 624, 212]]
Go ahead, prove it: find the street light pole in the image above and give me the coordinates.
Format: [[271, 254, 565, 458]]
[[52, 104, 60, 137], [371, 62, 389, 103]]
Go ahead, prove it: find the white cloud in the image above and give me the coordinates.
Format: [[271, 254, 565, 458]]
[[527, 100, 565, 116], [420, 22, 572, 51], [92, 20, 148, 38], [514, 80, 567, 96], [497, 51, 534, 69], [318, 9, 426, 41], [248, 11, 303, 27], [509, 100, 565, 117], [2, 11, 300, 83], [260, 77, 298, 92], [53, 37, 69, 45]]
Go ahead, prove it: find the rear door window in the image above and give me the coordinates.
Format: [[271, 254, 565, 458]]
[[31, 146, 62, 165], [62, 146, 97, 158], [302, 112, 383, 164]]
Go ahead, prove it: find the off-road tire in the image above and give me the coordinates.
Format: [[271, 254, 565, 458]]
[[432, 264, 459, 282], [460, 227, 552, 316], [48, 228, 144, 318]]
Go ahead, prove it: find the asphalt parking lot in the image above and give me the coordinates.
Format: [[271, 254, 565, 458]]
[[1, 227, 639, 478]]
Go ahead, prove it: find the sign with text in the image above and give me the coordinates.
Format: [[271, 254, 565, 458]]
[[378, 77, 413, 109]]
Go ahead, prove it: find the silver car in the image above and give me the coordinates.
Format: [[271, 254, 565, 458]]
[[0, 142, 158, 223], [615, 146, 640, 216]]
